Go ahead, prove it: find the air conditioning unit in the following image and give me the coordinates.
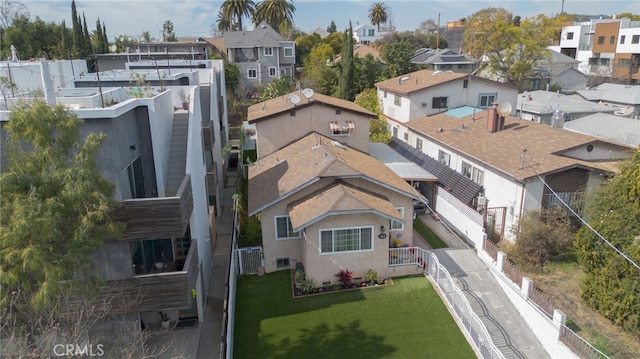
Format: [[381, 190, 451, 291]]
[[477, 195, 487, 211]]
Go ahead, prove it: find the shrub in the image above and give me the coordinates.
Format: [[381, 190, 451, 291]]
[[365, 269, 379, 284], [335, 269, 353, 288], [300, 278, 316, 295]]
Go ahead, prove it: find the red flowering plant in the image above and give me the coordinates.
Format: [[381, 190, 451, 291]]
[[335, 269, 353, 288]]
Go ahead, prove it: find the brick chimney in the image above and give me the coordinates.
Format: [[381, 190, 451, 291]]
[[486, 103, 499, 133]]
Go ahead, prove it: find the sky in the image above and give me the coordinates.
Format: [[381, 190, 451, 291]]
[[18, 0, 640, 40]]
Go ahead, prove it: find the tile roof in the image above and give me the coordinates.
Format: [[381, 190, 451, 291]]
[[247, 133, 420, 216], [247, 91, 375, 123], [287, 181, 403, 232], [406, 110, 633, 181]]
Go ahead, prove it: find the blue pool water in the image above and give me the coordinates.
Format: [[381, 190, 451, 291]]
[[444, 106, 483, 118]]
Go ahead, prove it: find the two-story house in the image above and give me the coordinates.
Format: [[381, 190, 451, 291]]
[[353, 23, 385, 44], [375, 69, 518, 141], [391, 104, 634, 245], [223, 21, 295, 90], [246, 91, 426, 285], [411, 48, 476, 74]]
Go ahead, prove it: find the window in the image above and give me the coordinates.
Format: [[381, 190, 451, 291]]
[[276, 258, 290, 268], [383, 91, 387, 98], [610, 35, 616, 44], [330, 121, 353, 136], [264, 47, 273, 56], [597, 36, 605, 45], [416, 138, 423, 151], [392, 126, 398, 138], [390, 208, 404, 231], [368, 29, 375, 36], [403, 132, 409, 142], [268, 67, 277, 77], [461, 161, 472, 178], [463, 79, 468, 89], [632, 35, 640, 44], [472, 167, 484, 186], [275, 216, 300, 239], [335, 109, 341, 115], [438, 150, 450, 166], [432, 96, 448, 109], [479, 93, 496, 108], [620, 35, 626, 44], [320, 227, 372, 254], [284, 47, 294, 57], [394, 94, 401, 106], [566, 32, 574, 40], [247, 68, 257, 79]]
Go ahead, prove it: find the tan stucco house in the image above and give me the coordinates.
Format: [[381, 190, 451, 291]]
[[246, 92, 425, 284]]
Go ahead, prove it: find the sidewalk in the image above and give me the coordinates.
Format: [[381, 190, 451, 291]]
[[414, 215, 550, 359]]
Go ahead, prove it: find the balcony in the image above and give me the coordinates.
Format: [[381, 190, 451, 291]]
[[202, 120, 215, 152], [206, 166, 218, 198], [107, 241, 198, 312], [113, 175, 193, 241]]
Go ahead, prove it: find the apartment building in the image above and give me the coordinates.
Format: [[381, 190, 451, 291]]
[[549, 18, 640, 84]]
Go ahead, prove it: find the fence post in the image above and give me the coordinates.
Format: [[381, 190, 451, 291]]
[[521, 276, 533, 298], [553, 309, 566, 341], [497, 251, 506, 273], [237, 248, 243, 275]]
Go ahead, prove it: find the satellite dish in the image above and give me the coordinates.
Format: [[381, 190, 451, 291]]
[[288, 93, 300, 105], [301, 88, 314, 99], [497, 102, 512, 116]]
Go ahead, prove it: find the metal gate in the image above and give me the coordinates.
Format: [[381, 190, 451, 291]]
[[235, 246, 263, 274]]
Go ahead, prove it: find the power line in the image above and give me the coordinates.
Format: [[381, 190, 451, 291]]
[[532, 170, 640, 271]]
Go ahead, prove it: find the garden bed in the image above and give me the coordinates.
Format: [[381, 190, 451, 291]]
[[290, 264, 393, 297]]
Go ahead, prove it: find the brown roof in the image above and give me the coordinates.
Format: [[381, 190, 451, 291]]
[[287, 181, 403, 232], [406, 111, 633, 181], [247, 91, 375, 123], [248, 133, 419, 216], [375, 69, 468, 95], [375, 69, 518, 95]]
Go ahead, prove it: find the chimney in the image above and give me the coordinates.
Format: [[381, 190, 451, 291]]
[[486, 103, 499, 133]]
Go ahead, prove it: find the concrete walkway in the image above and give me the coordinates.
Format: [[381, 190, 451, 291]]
[[414, 214, 550, 359]]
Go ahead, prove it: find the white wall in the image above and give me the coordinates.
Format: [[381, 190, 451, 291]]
[[618, 26, 640, 53]]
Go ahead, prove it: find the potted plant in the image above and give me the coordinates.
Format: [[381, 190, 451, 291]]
[[159, 311, 170, 329], [180, 90, 190, 110]]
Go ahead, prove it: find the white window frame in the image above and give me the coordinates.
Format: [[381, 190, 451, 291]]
[[415, 138, 423, 151], [472, 167, 484, 186], [394, 94, 401, 106], [319, 226, 373, 254], [284, 47, 294, 57], [247, 68, 258, 79], [461, 161, 472, 179], [479, 93, 497, 108], [438, 150, 450, 166], [390, 207, 404, 231], [268, 67, 277, 77], [264, 47, 273, 56], [275, 216, 300, 240]]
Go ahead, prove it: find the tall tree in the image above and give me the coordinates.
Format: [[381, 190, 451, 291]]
[[0, 0, 29, 29], [162, 20, 176, 42], [380, 39, 416, 78], [575, 149, 640, 333], [337, 23, 355, 101], [301, 42, 336, 95], [326, 20, 336, 34], [0, 99, 120, 312], [101, 22, 109, 53], [71, 0, 83, 58], [253, 0, 295, 31], [220, 0, 255, 31], [354, 88, 390, 143], [141, 30, 151, 42], [462, 8, 566, 86], [368, 2, 389, 32]]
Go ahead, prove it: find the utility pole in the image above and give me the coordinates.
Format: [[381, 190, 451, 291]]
[[436, 13, 440, 49]]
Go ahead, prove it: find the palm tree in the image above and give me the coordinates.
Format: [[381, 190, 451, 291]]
[[216, 9, 232, 31], [220, 0, 256, 31], [253, 0, 296, 31], [368, 2, 389, 32]]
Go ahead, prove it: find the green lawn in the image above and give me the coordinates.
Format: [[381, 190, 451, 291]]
[[413, 218, 449, 249], [234, 271, 475, 359]]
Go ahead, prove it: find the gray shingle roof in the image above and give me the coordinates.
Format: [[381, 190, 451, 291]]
[[223, 21, 282, 48], [563, 113, 640, 147]]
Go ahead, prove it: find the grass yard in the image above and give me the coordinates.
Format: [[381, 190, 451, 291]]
[[414, 218, 448, 249], [234, 271, 475, 359]]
